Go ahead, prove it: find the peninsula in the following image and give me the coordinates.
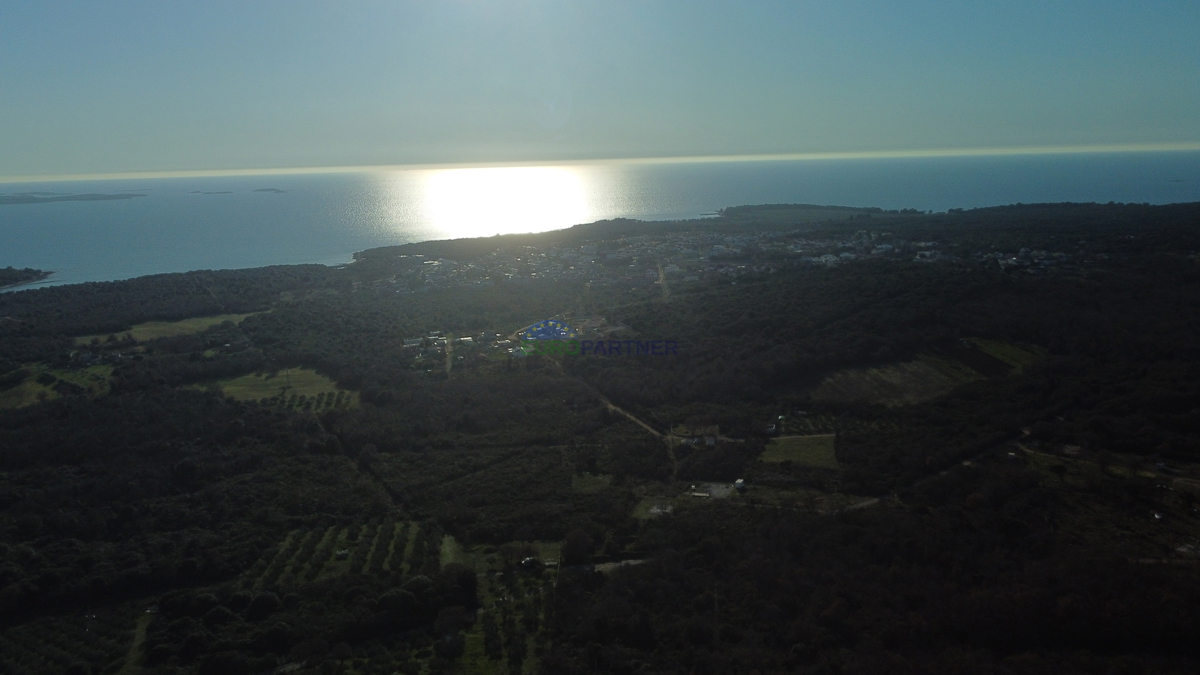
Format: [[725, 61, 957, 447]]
[[0, 192, 145, 205], [0, 266, 51, 290]]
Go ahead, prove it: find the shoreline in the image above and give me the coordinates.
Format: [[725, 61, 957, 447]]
[[8, 198, 1200, 292], [0, 271, 55, 293]]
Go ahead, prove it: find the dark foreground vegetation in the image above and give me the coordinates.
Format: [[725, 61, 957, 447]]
[[2, 202, 1200, 674]]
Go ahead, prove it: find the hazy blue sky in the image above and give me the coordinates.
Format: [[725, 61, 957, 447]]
[[1, 1, 1197, 177]]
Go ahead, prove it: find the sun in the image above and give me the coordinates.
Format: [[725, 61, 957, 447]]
[[421, 166, 592, 239]]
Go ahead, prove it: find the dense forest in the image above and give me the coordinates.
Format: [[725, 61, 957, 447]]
[[2, 202, 1200, 674]]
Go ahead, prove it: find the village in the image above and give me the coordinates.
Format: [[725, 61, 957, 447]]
[[350, 223, 1103, 298]]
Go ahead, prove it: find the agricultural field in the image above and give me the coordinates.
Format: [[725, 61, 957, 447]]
[[966, 337, 1042, 372], [462, 570, 550, 675], [776, 412, 837, 435], [1014, 446, 1200, 559], [0, 364, 112, 409], [632, 496, 676, 520], [469, 541, 562, 573], [197, 368, 357, 409], [760, 434, 840, 469], [570, 472, 612, 493], [73, 312, 260, 344], [809, 354, 982, 406], [235, 524, 554, 675], [458, 540, 560, 675], [440, 535, 471, 568], [240, 519, 443, 592]]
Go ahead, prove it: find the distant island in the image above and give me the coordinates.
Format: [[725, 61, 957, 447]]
[[253, 187, 288, 193], [0, 192, 145, 205], [0, 266, 51, 289]]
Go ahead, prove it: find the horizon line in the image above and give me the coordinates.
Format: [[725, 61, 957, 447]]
[[3, 141, 1199, 184]]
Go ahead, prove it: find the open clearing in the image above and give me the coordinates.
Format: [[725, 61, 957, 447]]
[[809, 355, 982, 406], [199, 368, 358, 408], [571, 472, 612, 493], [74, 312, 259, 344], [440, 535, 470, 568], [805, 340, 1040, 406], [761, 434, 839, 469], [632, 496, 676, 520], [0, 364, 112, 409], [967, 338, 1042, 372]]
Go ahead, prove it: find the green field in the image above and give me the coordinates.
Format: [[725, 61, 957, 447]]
[[809, 355, 982, 406], [0, 364, 112, 409], [967, 338, 1042, 372], [199, 368, 358, 408], [761, 434, 840, 469], [440, 535, 471, 568], [571, 472, 612, 493], [632, 496, 676, 520], [74, 312, 260, 344]]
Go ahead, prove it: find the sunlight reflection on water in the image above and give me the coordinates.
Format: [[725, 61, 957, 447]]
[[374, 165, 617, 241], [4, 152, 1198, 287]]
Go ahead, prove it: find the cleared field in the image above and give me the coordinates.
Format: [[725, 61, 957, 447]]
[[810, 355, 982, 406], [201, 368, 358, 408], [440, 535, 471, 568], [0, 364, 112, 409], [74, 312, 259, 344], [632, 496, 676, 520], [533, 540, 562, 562], [571, 472, 612, 493], [460, 630, 506, 675], [761, 434, 839, 469], [967, 338, 1042, 372]]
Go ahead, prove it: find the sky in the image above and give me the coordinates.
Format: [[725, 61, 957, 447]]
[[1, 0, 1198, 178]]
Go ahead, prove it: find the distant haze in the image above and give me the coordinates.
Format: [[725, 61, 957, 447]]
[[2, 1, 1198, 178]]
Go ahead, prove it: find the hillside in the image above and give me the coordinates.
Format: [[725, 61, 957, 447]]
[[2, 202, 1200, 674]]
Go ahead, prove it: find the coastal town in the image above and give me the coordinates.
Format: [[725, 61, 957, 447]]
[[349, 224, 1101, 296]]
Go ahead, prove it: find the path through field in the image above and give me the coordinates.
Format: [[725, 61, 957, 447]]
[[115, 613, 152, 675]]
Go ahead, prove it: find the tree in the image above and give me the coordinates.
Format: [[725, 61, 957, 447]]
[[562, 529, 595, 566]]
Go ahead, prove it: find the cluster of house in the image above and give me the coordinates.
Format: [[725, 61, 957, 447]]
[[352, 222, 1133, 298], [402, 330, 494, 350], [356, 229, 924, 294], [972, 247, 1080, 272]]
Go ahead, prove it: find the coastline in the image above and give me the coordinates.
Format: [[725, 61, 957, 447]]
[[0, 271, 55, 293]]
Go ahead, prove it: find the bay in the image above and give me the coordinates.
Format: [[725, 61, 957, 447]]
[[2, 151, 1198, 288]]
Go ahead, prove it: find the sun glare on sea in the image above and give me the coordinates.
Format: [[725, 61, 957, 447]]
[[420, 166, 592, 239]]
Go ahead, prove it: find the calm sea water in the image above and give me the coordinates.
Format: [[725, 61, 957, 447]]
[[2, 152, 1198, 288]]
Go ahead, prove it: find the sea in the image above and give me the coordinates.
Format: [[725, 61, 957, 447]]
[[2, 152, 1199, 289]]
